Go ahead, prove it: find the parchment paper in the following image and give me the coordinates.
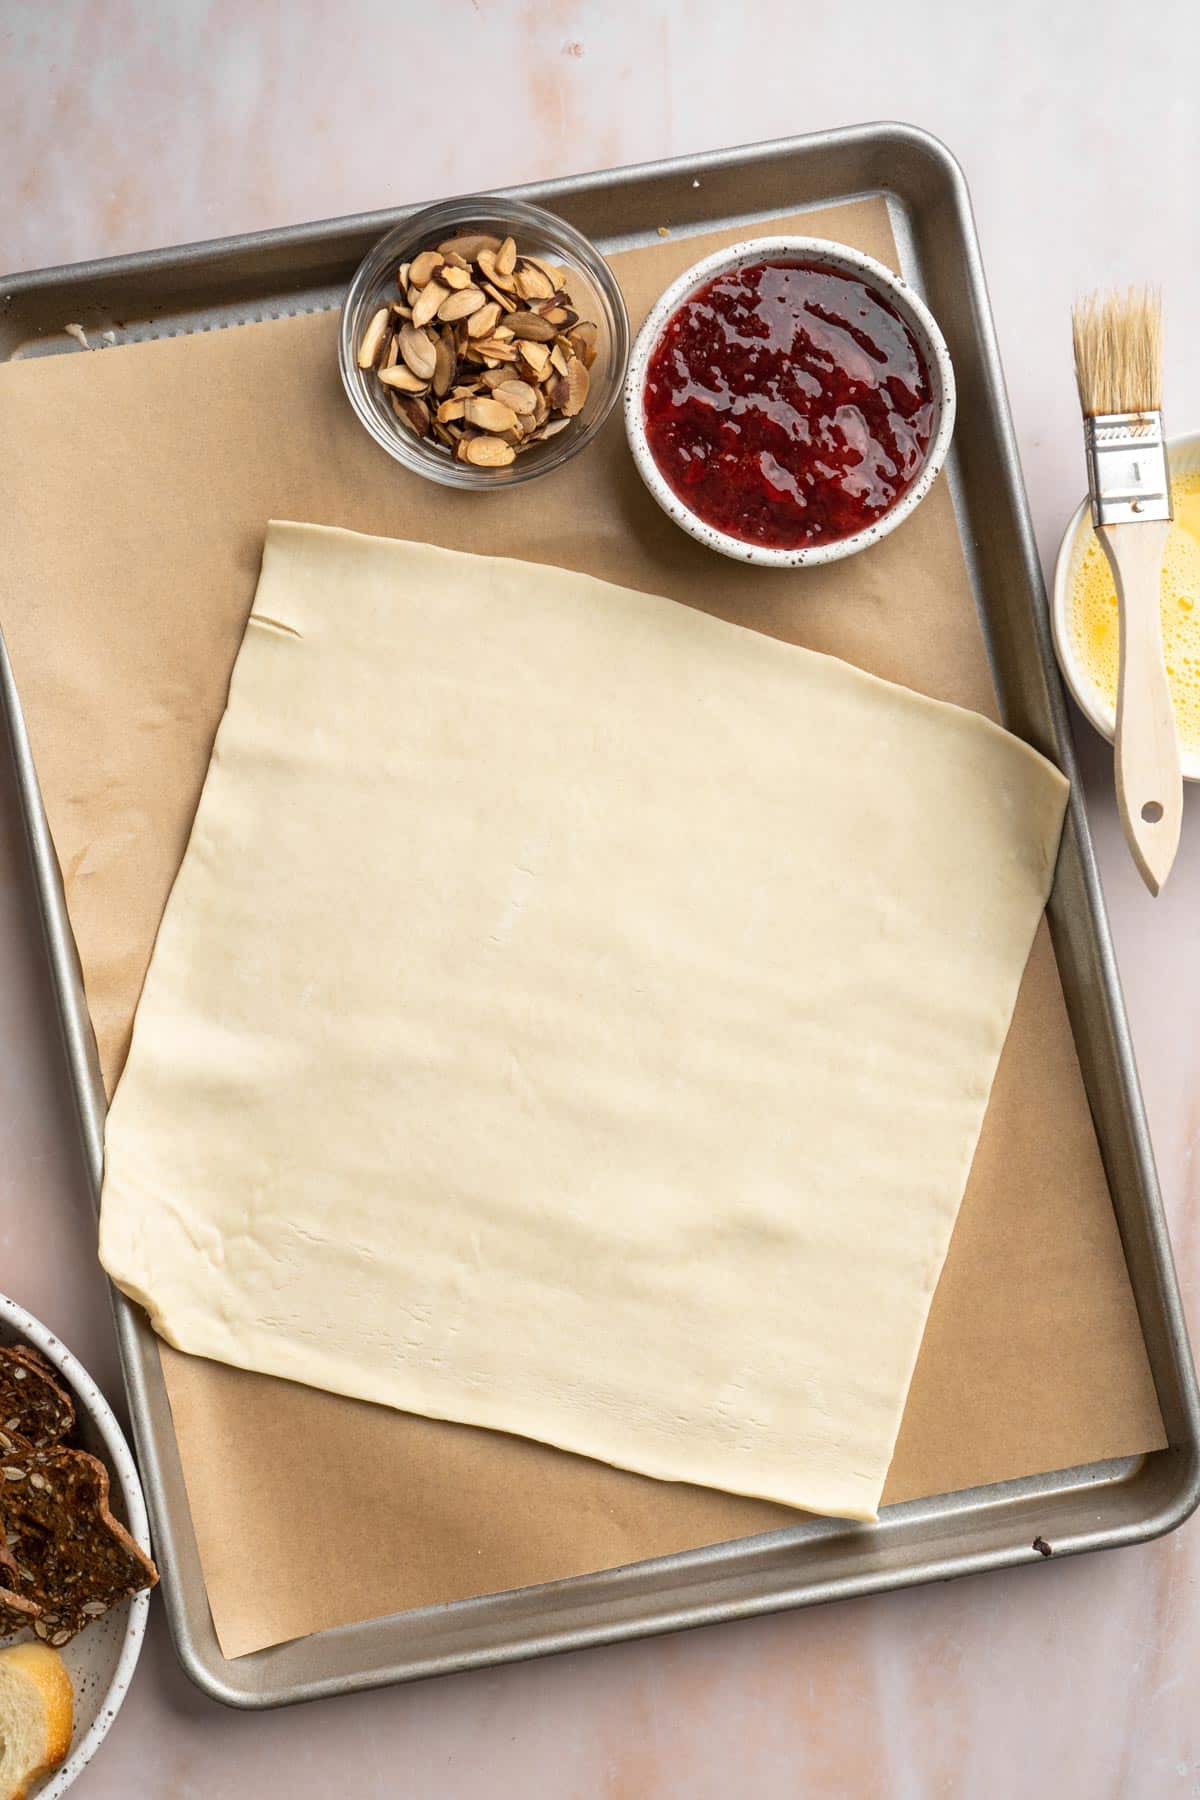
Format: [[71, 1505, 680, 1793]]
[[0, 198, 1164, 1659]]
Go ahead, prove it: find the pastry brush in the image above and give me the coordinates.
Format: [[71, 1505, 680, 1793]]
[[1072, 287, 1180, 895]]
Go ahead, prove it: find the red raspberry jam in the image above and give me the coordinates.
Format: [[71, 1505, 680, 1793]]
[[642, 260, 935, 551]]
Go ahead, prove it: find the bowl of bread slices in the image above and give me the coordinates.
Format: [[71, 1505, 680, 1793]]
[[0, 1295, 157, 1800]]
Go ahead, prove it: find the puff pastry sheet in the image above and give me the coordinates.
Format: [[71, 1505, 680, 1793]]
[[100, 522, 1068, 1520]]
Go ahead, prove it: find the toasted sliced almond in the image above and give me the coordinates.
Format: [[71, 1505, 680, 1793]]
[[507, 309, 558, 342], [514, 263, 555, 301], [393, 395, 431, 437], [481, 280, 517, 313], [478, 251, 516, 295], [438, 286, 487, 322], [473, 338, 518, 362], [541, 304, 574, 327], [412, 281, 450, 328], [396, 262, 411, 291], [561, 357, 589, 415], [399, 323, 438, 381], [442, 249, 471, 272], [466, 300, 502, 340], [389, 300, 413, 321], [409, 249, 445, 287], [492, 378, 538, 416], [549, 341, 569, 377], [465, 396, 519, 432], [437, 397, 467, 423], [379, 363, 428, 393], [356, 306, 390, 369], [522, 254, 568, 286], [438, 232, 502, 261], [546, 374, 570, 411], [431, 421, 456, 448], [537, 415, 572, 441], [441, 263, 472, 290], [480, 367, 514, 390], [465, 433, 516, 467], [432, 332, 456, 397], [567, 322, 598, 367], [381, 332, 400, 369], [518, 339, 551, 374], [494, 235, 517, 277]]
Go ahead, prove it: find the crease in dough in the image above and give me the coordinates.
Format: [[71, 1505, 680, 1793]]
[[99, 521, 1068, 1522]]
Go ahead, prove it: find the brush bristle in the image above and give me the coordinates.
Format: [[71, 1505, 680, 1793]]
[[1072, 287, 1163, 417]]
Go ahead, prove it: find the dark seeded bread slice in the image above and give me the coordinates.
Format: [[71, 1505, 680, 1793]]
[[0, 1348, 74, 1449], [0, 1585, 40, 1638], [0, 1444, 158, 1643]]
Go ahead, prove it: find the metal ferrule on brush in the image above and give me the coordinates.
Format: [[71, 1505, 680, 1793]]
[[1083, 410, 1172, 528]]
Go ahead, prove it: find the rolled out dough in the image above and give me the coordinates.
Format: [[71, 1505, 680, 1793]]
[[99, 521, 1068, 1521]]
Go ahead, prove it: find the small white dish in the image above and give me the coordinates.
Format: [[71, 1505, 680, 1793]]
[[623, 235, 956, 568], [0, 1295, 152, 1798], [1052, 428, 1200, 782]]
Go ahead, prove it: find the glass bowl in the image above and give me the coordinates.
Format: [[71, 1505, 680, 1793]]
[[339, 195, 629, 489]]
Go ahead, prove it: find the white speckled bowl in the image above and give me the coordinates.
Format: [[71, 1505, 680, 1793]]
[[0, 1296, 151, 1798], [624, 236, 956, 568], [1052, 428, 1200, 781]]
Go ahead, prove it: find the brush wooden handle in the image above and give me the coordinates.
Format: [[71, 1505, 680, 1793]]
[[1098, 520, 1181, 896]]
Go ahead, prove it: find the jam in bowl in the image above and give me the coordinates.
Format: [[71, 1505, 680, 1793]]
[[624, 237, 956, 568]]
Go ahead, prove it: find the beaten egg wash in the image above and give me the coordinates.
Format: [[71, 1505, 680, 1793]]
[[1071, 469, 1200, 752]]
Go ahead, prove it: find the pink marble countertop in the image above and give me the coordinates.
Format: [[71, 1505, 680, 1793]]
[[2, 3, 1198, 1794]]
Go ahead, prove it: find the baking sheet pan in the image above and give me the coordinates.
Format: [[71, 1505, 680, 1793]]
[[1, 123, 1197, 1707]]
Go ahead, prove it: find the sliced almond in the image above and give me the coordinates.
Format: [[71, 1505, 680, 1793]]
[[561, 357, 589, 415], [518, 339, 551, 374], [437, 232, 502, 261], [549, 341, 569, 377], [514, 263, 555, 302], [442, 249, 472, 272], [389, 300, 413, 321], [546, 374, 570, 411], [394, 395, 431, 437], [537, 415, 572, 441], [494, 236, 517, 277], [399, 323, 438, 381], [492, 378, 538, 416], [356, 306, 390, 369], [481, 280, 517, 313], [431, 421, 457, 449], [480, 366, 515, 390], [438, 286, 487, 322], [522, 254, 568, 287], [396, 262, 411, 291], [409, 249, 445, 288], [567, 321, 598, 367], [412, 281, 450, 329], [378, 363, 429, 394], [465, 396, 519, 432], [477, 249, 515, 294], [540, 304, 574, 327], [381, 332, 400, 369], [432, 331, 457, 397], [473, 337, 518, 362], [466, 300, 502, 340], [441, 263, 472, 290], [465, 434, 516, 467], [508, 310, 558, 343], [437, 397, 467, 423]]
